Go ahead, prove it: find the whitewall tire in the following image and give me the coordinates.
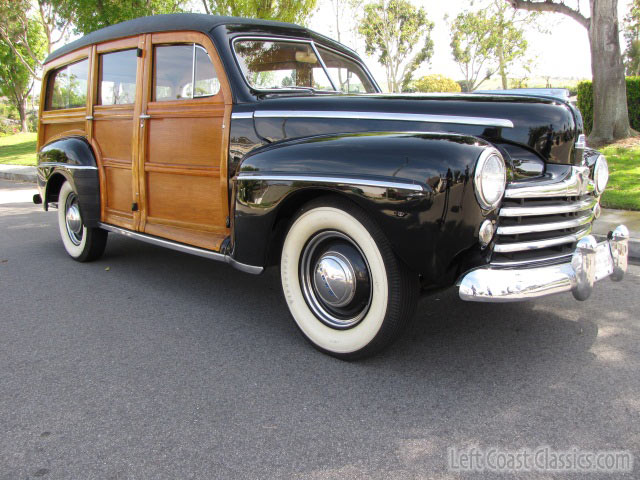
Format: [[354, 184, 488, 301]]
[[57, 180, 107, 262], [280, 196, 418, 359]]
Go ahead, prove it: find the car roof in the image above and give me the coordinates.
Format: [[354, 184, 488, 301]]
[[45, 13, 312, 64]]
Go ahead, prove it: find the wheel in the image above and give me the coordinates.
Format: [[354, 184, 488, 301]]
[[57, 180, 107, 262], [280, 196, 419, 360]]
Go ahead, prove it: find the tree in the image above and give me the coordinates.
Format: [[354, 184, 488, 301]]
[[624, 0, 640, 76], [0, 0, 71, 79], [412, 74, 461, 93], [0, 17, 46, 132], [450, 10, 497, 92], [202, 0, 317, 25], [358, 0, 434, 92], [507, 0, 631, 145], [52, 0, 184, 35]]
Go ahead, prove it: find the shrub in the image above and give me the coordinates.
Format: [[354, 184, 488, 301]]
[[577, 77, 640, 134], [412, 74, 462, 93]]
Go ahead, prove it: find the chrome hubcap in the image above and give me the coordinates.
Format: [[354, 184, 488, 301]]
[[313, 252, 356, 308], [65, 193, 83, 246], [300, 231, 372, 329]]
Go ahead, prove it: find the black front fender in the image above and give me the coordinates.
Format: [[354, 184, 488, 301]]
[[232, 132, 495, 286], [37, 136, 101, 228]]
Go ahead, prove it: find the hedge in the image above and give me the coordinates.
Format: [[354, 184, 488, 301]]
[[577, 77, 640, 134]]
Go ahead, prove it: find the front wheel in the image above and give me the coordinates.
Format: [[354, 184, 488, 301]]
[[57, 180, 107, 262], [280, 197, 419, 360]]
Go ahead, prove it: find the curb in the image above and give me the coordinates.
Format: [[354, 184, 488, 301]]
[[0, 167, 37, 183]]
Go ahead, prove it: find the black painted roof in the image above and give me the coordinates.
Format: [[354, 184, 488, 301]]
[[45, 13, 308, 63]]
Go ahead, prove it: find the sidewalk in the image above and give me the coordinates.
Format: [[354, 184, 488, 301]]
[[592, 208, 640, 261], [0, 165, 36, 183]]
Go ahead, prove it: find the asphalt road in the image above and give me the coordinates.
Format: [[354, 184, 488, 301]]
[[1, 178, 639, 480]]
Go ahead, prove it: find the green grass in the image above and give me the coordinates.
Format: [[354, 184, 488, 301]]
[[600, 144, 640, 211], [0, 132, 37, 166]]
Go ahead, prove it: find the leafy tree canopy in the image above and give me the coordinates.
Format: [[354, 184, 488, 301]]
[[358, 0, 434, 92], [202, 0, 317, 25], [411, 74, 461, 93]]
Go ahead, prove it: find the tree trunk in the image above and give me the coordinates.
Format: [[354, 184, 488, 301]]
[[497, 41, 508, 89], [588, 0, 631, 145], [17, 96, 28, 133]]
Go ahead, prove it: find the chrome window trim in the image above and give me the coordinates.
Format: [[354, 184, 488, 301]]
[[252, 110, 514, 128], [493, 226, 592, 253], [310, 41, 337, 91], [237, 173, 425, 192], [496, 212, 594, 235], [499, 197, 598, 217], [313, 43, 380, 93], [231, 36, 338, 93], [38, 163, 98, 170], [231, 35, 380, 94], [505, 166, 594, 199]]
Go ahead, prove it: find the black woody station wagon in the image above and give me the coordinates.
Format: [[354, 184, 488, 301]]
[[34, 14, 629, 358]]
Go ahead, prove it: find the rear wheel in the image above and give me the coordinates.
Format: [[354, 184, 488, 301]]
[[57, 180, 107, 262], [280, 197, 419, 360]]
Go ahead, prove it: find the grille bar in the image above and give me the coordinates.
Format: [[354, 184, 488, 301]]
[[496, 212, 594, 235], [493, 226, 592, 253], [499, 197, 597, 217], [505, 166, 593, 198]]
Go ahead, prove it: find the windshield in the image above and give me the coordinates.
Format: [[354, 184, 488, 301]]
[[233, 39, 376, 93]]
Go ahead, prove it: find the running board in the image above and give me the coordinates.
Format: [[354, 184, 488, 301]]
[[98, 223, 263, 275]]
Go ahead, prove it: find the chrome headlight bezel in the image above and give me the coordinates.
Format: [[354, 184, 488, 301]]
[[594, 154, 609, 195], [474, 148, 507, 210]]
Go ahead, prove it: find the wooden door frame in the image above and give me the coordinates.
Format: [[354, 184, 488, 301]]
[[136, 31, 233, 244]]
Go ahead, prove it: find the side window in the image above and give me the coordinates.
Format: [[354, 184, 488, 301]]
[[154, 44, 220, 102], [47, 58, 89, 110], [316, 47, 376, 94], [99, 49, 138, 105]]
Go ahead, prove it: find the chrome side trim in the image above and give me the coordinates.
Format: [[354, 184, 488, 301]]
[[496, 212, 594, 235], [505, 166, 593, 199], [459, 228, 628, 303], [98, 223, 264, 275], [236, 173, 425, 192], [493, 226, 592, 253], [499, 197, 597, 217], [231, 112, 254, 120], [253, 110, 514, 128], [38, 163, 98, 170]]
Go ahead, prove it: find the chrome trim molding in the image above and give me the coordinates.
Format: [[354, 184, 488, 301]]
[[253, 110, 514, 128], [496, 213, 594, 235], [493, 226, 592, 253], [458, 227, 628, 302], [499, 197, 597, 217], [490, 253, 573, 267], [231, 112, 254, 120], [236, 173, 425, 192], [505, 166, 593, 199], [98, 223, 264, 275], [38, 162, 98, 170]]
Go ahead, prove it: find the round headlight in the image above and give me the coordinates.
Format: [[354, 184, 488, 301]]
[[594, 155, 609, 195], [474, 149, 506, 210]]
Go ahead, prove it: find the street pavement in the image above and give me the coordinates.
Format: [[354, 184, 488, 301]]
[[1, 179, 639, 480]]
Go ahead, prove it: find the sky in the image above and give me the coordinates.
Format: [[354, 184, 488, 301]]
[[306, 0, 634, 87]]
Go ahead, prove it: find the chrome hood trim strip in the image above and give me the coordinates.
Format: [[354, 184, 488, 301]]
[[252, 110, 514, 128]]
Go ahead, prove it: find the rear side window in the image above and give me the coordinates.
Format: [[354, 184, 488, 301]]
[[153, 44, 220, 102], [99, 49, 138, 105], [47, 59, 89, 110]]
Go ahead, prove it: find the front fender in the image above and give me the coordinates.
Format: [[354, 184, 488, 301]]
[[37, 136, 101, 228], [232, 132, 495, 285]]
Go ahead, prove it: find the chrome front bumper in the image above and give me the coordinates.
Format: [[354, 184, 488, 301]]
[[458, 225, 629, 302]]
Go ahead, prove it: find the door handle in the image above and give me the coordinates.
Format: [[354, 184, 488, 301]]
[[139, 114, 151, 119]]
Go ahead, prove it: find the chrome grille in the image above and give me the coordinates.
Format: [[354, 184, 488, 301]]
[[491, 166, 599, 267]]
